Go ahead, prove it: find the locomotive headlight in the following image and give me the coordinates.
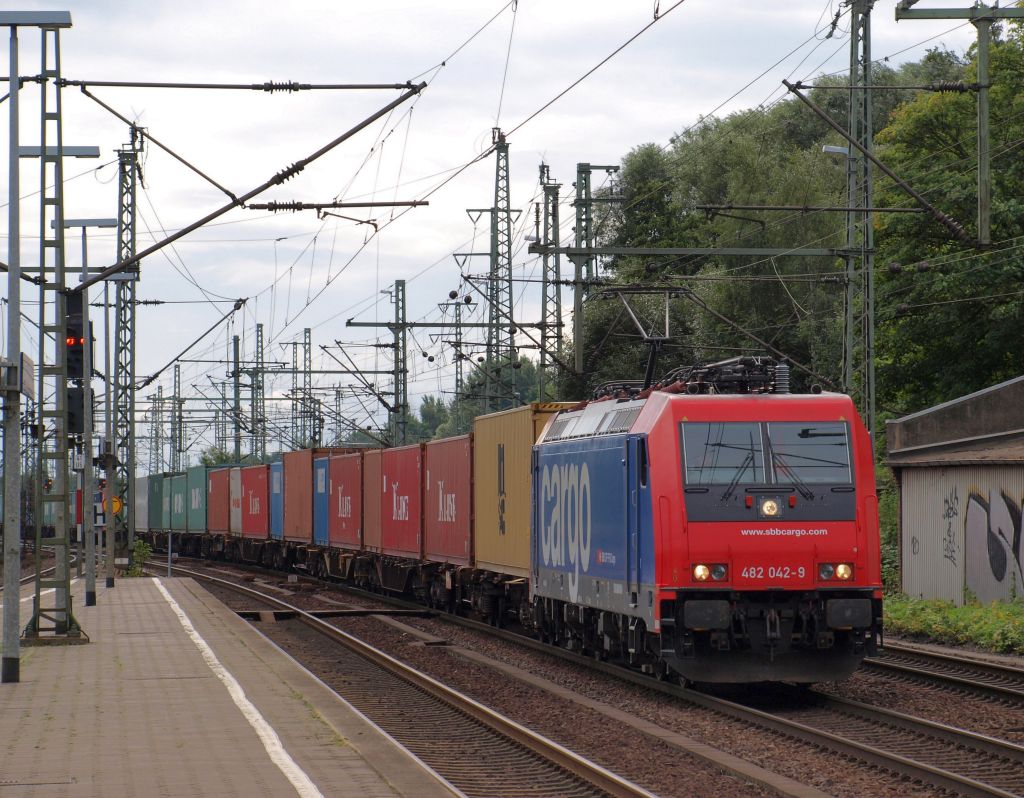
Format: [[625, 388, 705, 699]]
[[819, 563, 835, 580], [693, 564, 711, 582], [760, 498, 781, 517], [836, 563, 853, 580], [711, 564, 728, 581]]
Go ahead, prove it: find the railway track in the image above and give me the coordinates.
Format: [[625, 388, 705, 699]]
[[151, 563, 656, 798], [0, 565, 58, 592], [319, 578, 1024, 797], [865, 642, 1024, 702], [364, 600, 1024, 798], [163, 558, 1024, 797]]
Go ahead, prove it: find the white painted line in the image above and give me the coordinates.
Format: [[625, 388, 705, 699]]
[[153, 578, 324, 798], [0, 587, 58, 610]]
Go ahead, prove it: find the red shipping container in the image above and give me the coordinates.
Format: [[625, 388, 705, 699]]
[[241, 465, 270, 539], [282, 450, 313, 543], [283, 448, 352, 543], [362, 449, 383, 552], [423, 435, 472, 566], [380, 444, 423, 558], [208, 469, 231, 534], [329, 453, 362, 549]]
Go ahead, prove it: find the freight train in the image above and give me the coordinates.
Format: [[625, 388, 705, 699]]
[[139, 357, 882, 683]]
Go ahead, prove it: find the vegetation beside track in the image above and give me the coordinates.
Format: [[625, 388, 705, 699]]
[[884, 595, 1024, 655]]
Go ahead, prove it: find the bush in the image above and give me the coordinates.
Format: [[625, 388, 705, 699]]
[[127, 539, 152, 577], [876, 468, 901, 593], [885, 595, 1024, 654]]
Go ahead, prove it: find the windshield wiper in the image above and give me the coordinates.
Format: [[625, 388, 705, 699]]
[[721, 450, 755, 502], [772, 453, 815, 501]]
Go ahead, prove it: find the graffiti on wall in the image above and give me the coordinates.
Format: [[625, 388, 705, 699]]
[[964, 489, 1024, 604], [941, 486, 959, 566]]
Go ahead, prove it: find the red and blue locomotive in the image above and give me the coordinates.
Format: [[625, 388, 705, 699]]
[[530, 357, 882, 683]]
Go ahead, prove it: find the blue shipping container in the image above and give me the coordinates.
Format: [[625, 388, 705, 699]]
[[270, 461, 284, 540], [313, 457, 330, 547]]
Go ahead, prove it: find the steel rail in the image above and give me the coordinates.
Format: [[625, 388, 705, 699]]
[[0, 565, 58, 592], [865, 642, 1024, 702], [816, 692, 1024, 762], [157, 563, 657, 798]]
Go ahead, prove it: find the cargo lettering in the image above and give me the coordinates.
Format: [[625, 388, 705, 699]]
[[539, 462, 592, 603], [336, 485, 351, 519], [392, 482, 409, 521], [248, 491, 260, 515], [190, 487, 202, 510], [437, 481, 456, 523]]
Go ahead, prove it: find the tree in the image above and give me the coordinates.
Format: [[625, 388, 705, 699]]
[[199, 446, 235, 466], [873, 28, 1024, 412]]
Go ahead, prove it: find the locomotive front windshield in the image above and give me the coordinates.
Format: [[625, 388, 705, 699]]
[[682, 421, 852, 486], [683, 422, 765, 485], [766, 422, 851, 484]]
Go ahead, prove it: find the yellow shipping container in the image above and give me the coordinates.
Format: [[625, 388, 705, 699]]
[[473, 402, 574, 577]]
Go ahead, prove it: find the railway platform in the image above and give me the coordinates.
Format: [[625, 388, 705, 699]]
[[0, 577, 457, 798]]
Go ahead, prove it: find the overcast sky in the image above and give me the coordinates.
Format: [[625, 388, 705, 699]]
[[1, 1, 978, 461]]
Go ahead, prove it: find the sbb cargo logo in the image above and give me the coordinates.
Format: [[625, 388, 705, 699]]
[[539, 462, 592, 603]]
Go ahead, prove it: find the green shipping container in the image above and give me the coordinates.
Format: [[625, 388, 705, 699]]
[[148, 474, 165, 531], [169, 473, 187, 532], [161, 473, 175, 530], [186, 465, 210, 533]]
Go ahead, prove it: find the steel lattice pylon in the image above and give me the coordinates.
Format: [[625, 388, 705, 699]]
[[302, 327, 312, 444], [538, 164, 563, 399], [392, 281, 408, 445], [26, 25, 85, 642], [149, 385, 163, 473], [843, 0, 876, 441], [484, 129, 519, 411], [252, 323, 266, 460], [170, 364, 182, 471], [112, 131, 142, 555]]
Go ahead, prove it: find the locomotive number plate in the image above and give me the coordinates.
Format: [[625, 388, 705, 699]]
[[740, 566, 806, 579]]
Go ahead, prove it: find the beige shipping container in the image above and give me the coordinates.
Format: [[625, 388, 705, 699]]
[[900, 465, 1024, 605], [473, 403, 574, 577]]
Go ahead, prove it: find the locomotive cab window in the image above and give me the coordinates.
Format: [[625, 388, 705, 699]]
[[766, 422, 851, 485], [681, 422, 765, 485]]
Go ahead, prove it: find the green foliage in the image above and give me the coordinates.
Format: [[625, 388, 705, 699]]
[[885, 595, 1024, 654], [439, 354, 546, 435], [199, 446, 234, 467], [128, 539, 152, 577], [874, 30, 1024, 413], [876, 468, 901, 593]]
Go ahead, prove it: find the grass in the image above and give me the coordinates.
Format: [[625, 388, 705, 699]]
[[884, 595, 1024, 654]]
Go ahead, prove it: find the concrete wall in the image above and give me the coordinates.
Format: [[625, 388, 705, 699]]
[[887, 376, 1024, 452], [901, 465, 1024, 605]]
